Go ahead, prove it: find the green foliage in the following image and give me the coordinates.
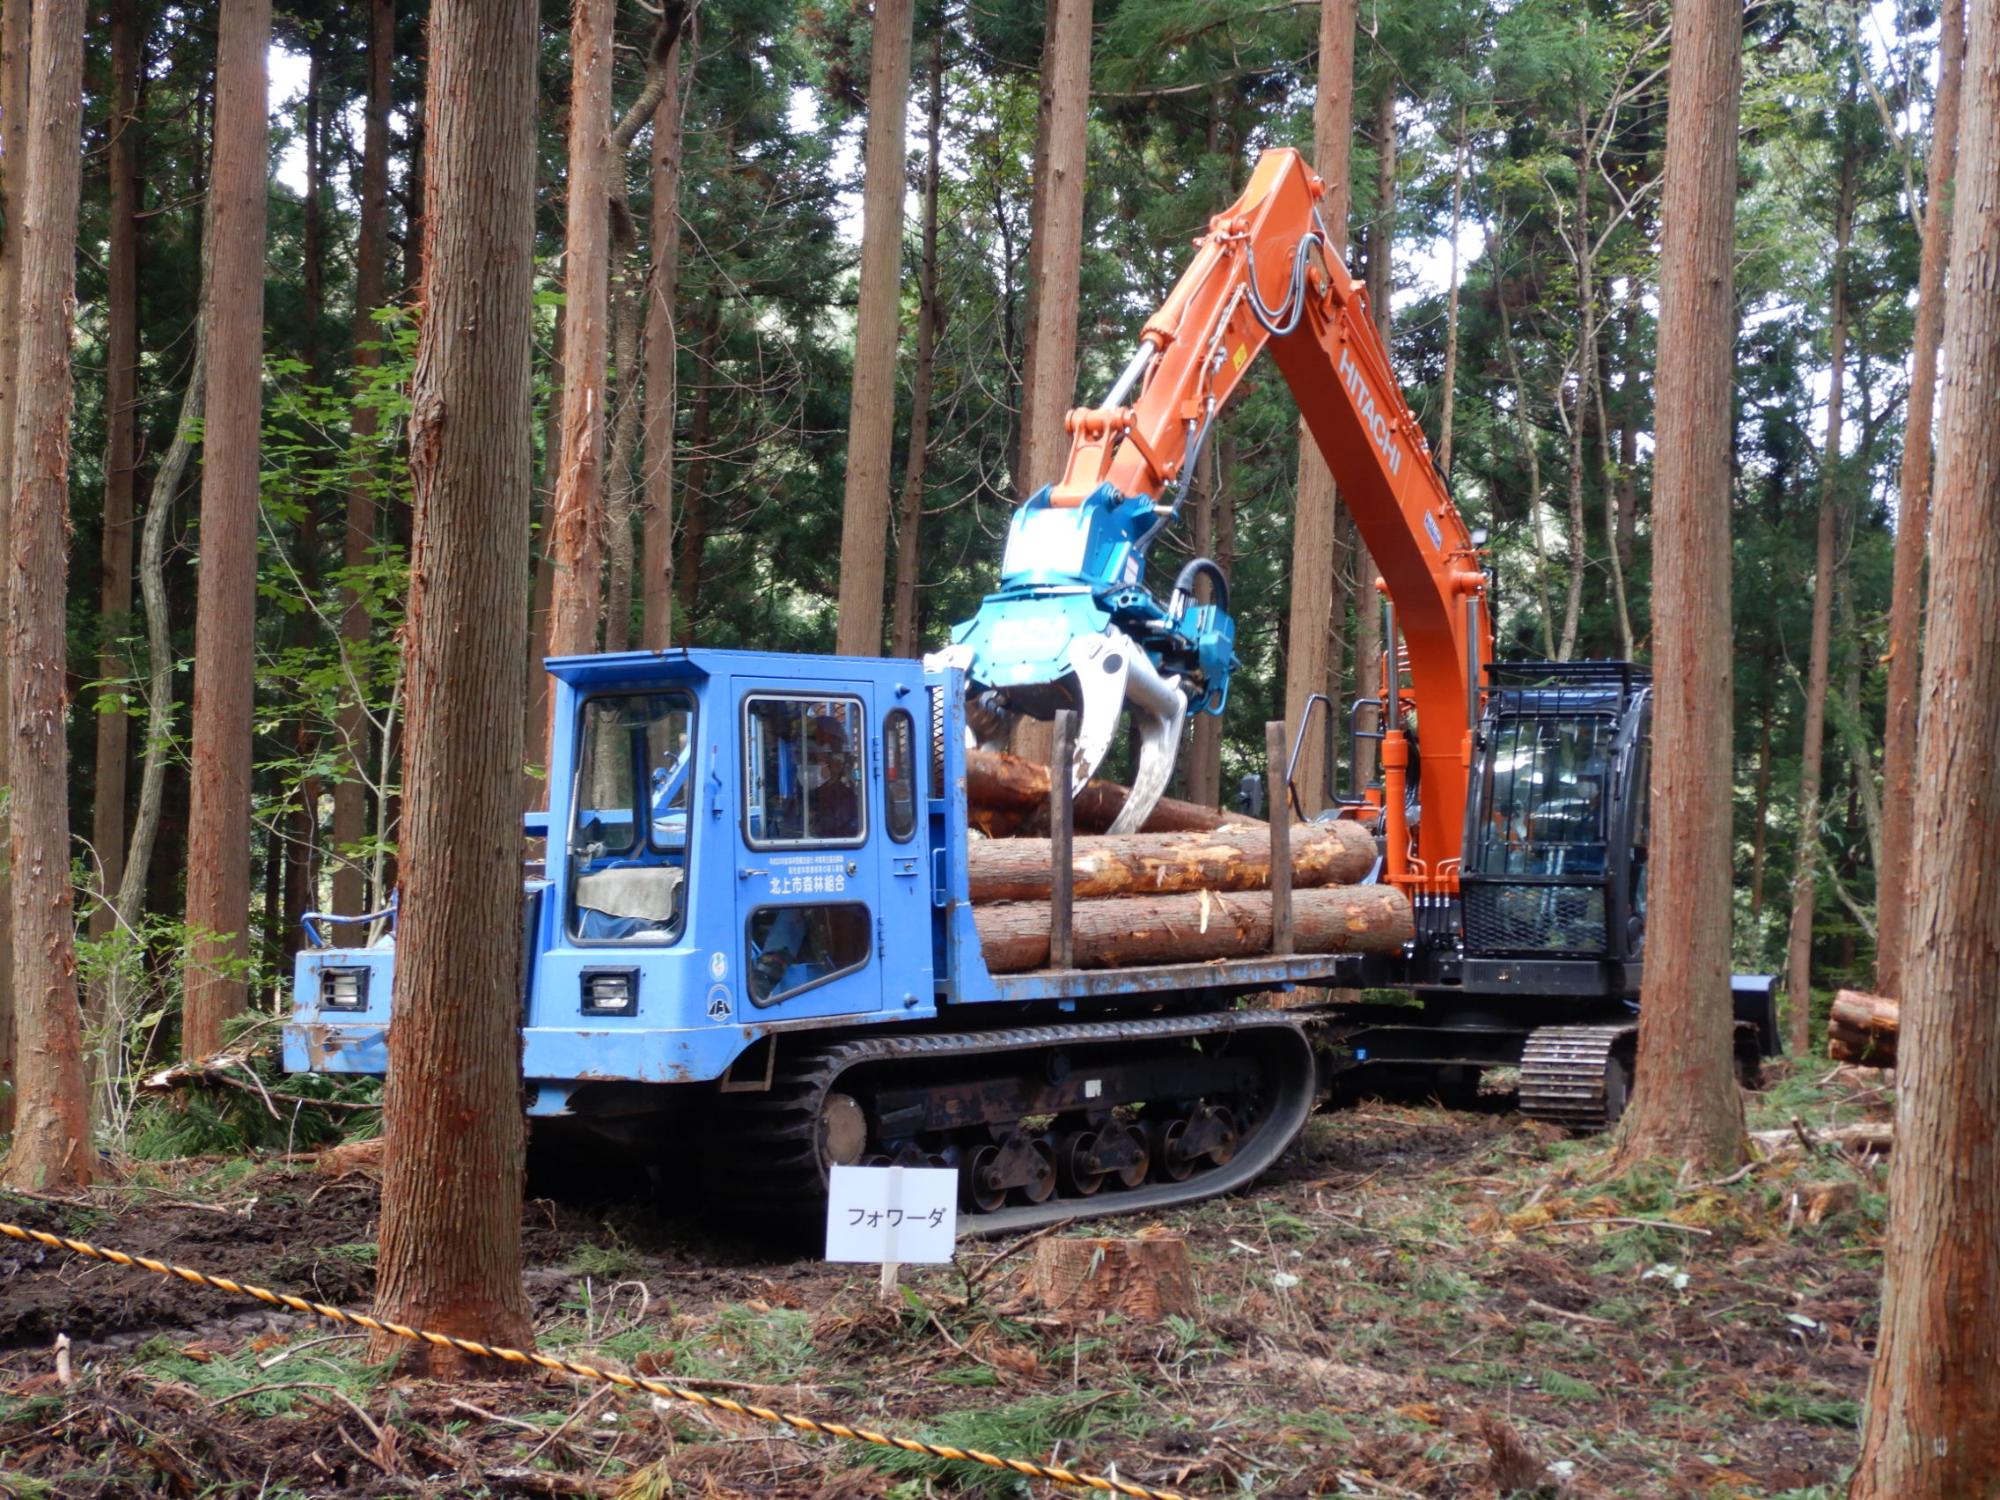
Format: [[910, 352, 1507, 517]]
[[868, 1391, 1141, 1498]]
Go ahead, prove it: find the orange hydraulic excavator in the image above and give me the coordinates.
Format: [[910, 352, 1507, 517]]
[[942, 147, 1488, 894], [942, 146, 1779, 1123]]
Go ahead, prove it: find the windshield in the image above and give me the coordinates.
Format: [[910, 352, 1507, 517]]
[[569, 692, 696, 944], [1474, 715, 1615, 877]]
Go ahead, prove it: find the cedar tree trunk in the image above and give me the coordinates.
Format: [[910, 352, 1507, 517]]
[[833, 0, 913, 656], [183, 0, 270, 1060], [1612, 0, 1746, 1171], [1281, 0, 1355, 814], [890, 30, 945, 661], [2, 0, 89, 1190], [545, 0, 616, 682], [332, 0, 395, 916], [640, 24, 691, 650], [369, 0, 538, 1373], [1015, 0, 1091, 499], [1875, 0, 1964, 997], [0, 0, 30, 1131], [1851, 2, 2000, 1479], [1784, 138, 1854, 1055], [90, 0, 140, 942]]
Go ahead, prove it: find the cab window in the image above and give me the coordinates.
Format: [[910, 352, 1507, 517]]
[[746, 904, 871, 1005], [743, 696, 867, 847], [1477, 716, 1616, 877], [569, 692, 695, 943], [884, 709, 918, 842]]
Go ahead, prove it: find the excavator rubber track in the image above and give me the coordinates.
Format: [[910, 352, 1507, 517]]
[[704, 1011, 1318, 1237], [1517, 1023, 1637, 1133]]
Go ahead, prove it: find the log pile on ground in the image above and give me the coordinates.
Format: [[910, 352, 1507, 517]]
[[1827, 989, 1898, 1066], [963, 747, 1411, 972]]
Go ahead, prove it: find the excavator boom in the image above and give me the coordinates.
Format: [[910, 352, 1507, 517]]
[[941, 148, 1490, 877]]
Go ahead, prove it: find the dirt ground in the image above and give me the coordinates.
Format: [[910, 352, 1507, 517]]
[[0, 1066, 1889, 1499]]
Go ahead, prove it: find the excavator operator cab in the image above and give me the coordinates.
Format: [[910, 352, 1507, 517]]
[[1459, 661, 1650, 996]]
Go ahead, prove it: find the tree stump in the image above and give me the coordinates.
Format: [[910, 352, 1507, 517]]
[[1028, 1234, 1195, 1322]]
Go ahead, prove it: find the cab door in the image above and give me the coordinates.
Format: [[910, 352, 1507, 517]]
[[734, 683, 894, 1021]]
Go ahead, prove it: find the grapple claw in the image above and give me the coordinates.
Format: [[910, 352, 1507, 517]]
[[1102, 636, 1186, 834]]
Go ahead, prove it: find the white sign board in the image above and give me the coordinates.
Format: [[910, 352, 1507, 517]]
[[824, 1165, 958, 1264]]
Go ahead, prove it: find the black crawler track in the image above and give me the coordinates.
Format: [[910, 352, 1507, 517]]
[[1517, 1023, 1636, 1131], [704, 1012, 1319, 1236]]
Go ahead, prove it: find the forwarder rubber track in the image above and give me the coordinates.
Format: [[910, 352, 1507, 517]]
[[1517, 1023, 1637, 1132], [704, 1012, 1318, 1237]]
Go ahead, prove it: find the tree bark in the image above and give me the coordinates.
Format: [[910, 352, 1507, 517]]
[[832, 0, 913, 656], [331, 0, 395, 917], [1613, 0, 1745, 1172], [183, 0, 271, 1061], [974, 884, 1411, 973], [601, 254, 641, 652], [0, 0, 26, 1132], [1, 0, 89, 1191], [369, 0, 538, 1374], [89, 0, 141, 947], [1851, 6, 2000, 1476], [889, 31, 945, 661], [1014, 0, 1091, 499], [1875, 0, 1964, 998], [640, 22, 692, 651], [1784, 133, 1854, 1057], [1281, 0, 1355, 815], [969, 819, 1374, 904], [545, 0, 617, 682]]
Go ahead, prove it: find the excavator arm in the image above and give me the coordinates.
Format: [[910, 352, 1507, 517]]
[[939, 147, 1491, 880]]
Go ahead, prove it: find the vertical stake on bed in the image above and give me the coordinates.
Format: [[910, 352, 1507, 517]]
[[1266, 720, 1294, 956], [1050, 710, 1077, 968]]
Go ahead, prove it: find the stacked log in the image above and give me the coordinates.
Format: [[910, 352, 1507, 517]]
[[967, 820, 1374, 903], [966, 749, 1247, 836], [974, 884, 1412, 972], [962, 744, 1411, 972], [1827, 989, 1898, 1066]]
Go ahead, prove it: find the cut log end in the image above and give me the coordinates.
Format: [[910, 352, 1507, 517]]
[[1028, 1234, 1195, 1322]]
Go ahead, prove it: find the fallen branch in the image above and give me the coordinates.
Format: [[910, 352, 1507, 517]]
[[138, 1052, 381, 1114], [1748, 1120, 1893, 1157]]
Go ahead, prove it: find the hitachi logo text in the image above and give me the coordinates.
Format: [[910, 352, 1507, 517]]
[[1338, 347, 1403, 475]]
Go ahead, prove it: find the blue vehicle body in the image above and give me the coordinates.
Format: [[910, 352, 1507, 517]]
[[285, 647, 1352, 1118]]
